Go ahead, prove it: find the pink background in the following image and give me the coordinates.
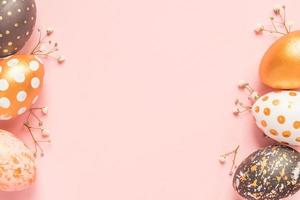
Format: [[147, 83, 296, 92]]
[[0, 0, 299, 199]]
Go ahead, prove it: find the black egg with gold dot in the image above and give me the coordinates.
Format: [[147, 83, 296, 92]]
[[0, 0, 36, 57], [233, 145, 300, 200]]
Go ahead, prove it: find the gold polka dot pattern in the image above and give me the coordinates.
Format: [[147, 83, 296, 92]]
[[252, 91, 300, 145], [0, 0, 36, 57]]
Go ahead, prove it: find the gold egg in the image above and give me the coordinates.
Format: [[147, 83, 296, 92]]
[[260, 31, 300, 89]]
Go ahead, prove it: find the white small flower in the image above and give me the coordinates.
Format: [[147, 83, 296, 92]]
[[57, 56, 65, 64], [238, 80, 248, 88], [273, 4, 281, 15], [219, 155, 226, 164], [233, 107, 240, 115], [249, 91, 259, 100], [46, 27, 54, 36], [41, 128, 50, 137], [42, 106, 48, 115], [255, 24, 264, 34]]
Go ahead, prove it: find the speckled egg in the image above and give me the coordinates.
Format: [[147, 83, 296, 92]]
[[233, 145, 300, 200], [0, 54, 44, 120], [0, 0, 37, 57], [0, 129, 36, 191], [252, 91, 300, 146]]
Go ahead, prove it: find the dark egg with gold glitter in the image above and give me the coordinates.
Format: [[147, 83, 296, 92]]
[[0, 0, 36, 57], [233, 145, 300, 200]]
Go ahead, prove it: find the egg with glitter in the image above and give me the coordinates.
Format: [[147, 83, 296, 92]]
[[233, 145, 300, 200], [0, 129, 36, 191], [0, 54, 44, 120], [0, 0, 37, 57], [252, 90, 300, 146]]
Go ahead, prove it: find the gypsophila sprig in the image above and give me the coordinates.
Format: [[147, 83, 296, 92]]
[[219, 145, 240, 176], [233, 81, 260, 116], [24, 106, 51, 158], [32, 28, 66, 64], [255, 5, 293, 35]]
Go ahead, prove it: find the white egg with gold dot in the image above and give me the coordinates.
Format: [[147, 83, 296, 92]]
[[252, 91, 300, 146], [0, 129, 36, 191]]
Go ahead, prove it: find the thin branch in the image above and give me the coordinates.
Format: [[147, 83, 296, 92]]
[[229, 145, 240, 176], [219, 145, 240, 176], [24, 123, 44, 157], [24, 107, 50, 158]]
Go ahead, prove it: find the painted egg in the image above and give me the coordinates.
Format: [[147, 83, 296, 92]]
[[0, 54, 44, 120], [233, 145, 300, 200], [260, 31, 300, 89], [0, 0, 36, 57], [252, 90, 300, 146], [0, 129, 36, 191]]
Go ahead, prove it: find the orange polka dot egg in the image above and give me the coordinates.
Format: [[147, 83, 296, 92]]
[[252, 90, 300, 145], [0, 55, 44, 120]]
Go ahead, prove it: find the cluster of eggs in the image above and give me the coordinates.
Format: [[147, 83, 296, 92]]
[[253, 32, 300, 146], [0, 0, 44, 192], [233, 32, 300, 199]]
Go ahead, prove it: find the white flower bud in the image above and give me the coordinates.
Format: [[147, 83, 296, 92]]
[[249, 91, 259, 100], [46, 28, 54, 36], [254, 24, 264, 34], [41, 128, 50, 138], [233, 108, 240, 115], [219, 155, 226, 164], [238, 80, 249, 88], [273, 4, 281, 15], [42, 107, 49, 115], [57, 56, 65, 64]]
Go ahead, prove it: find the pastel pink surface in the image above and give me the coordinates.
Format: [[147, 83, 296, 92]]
[[0, 0, 299, 199]]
